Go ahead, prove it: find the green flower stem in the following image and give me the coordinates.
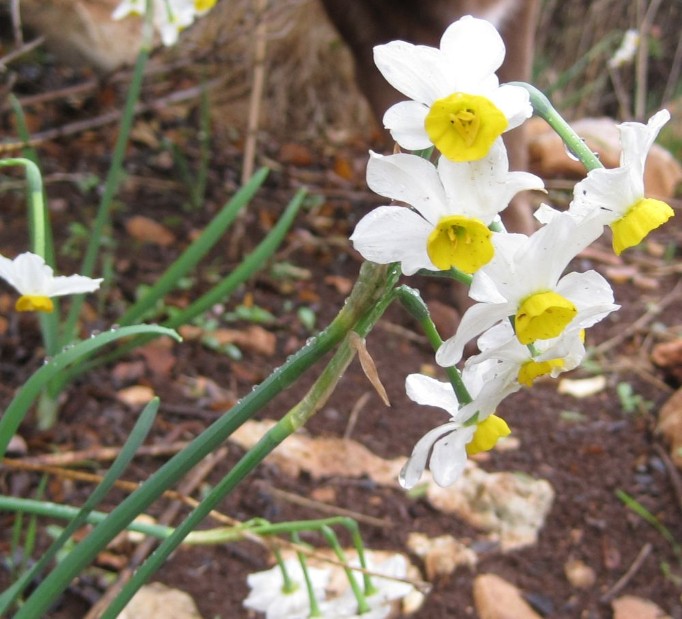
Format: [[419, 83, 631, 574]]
[[292, 533, 322, 617], [0, 496, 174, 541], [60, 6, 155, 349], [18, 261, 395, 619], [396, 285, 472, 405], [321, 525, 370, 614], [273, 546, 296, 593], [511, 81, 604, 172], [98, 264, 400, 619], [0, 158, 46, 257]]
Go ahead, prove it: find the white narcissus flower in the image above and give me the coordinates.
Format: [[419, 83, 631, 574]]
[[471, 321, 587, 388], [350, 142, 544, 275], [400, 363, 517, 488], [436, 213, 618, 367], [537, 110, 675, 255], [320, 552, 415, 618], [243, 559, 330, 619], [0, 252, 102, 313], [112, 0, 217, 46], [374, 15, 532, 162]]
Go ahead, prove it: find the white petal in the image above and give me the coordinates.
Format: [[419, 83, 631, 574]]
[[556, 270, 619, 328], [572, 166, 639, 223], [382, 101, 432, 151], [373, 41, 451, 104], [46, 275, 103, 297], [436, 302, 511, 366], [12, 253, 54, 295], [490, 83, 532, 129], [367, 152, 447, 224], [515, 214, 601, 298], [430, 425, 476, 486], [619, 109, 670, 170], [400, 421, 460, 488], [439, 16, 504, 87], [405, 374, 460, 414], [350, 206, 435, 275]]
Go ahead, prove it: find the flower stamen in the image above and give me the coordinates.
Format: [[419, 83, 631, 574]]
[[515, 291, 577, 345], [427, 215, 493, 273], [425, 93, 507, 162]]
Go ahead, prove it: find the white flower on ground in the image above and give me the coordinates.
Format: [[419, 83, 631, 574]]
[[112, 0, 216, 46], [350, 142, 544, 275], [243, 558, 330, 619], [0, 252, 102, 313], [374, 15, 531, 161], [319, 552, 415, 618], [400, 363, 517, 488], [436, 213, 618, 367], [537, 110, 674, 255]]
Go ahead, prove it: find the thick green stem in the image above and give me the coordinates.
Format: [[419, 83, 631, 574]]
[[511, 81, 604, 172], [97, 264, 400, 619], [17, 262, 395, 619]]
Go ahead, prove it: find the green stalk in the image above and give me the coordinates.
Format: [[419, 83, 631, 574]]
[[510, 82, 604, 172], [117, 168, 269, 326], [293, 533, 322, 617], [46, 185, 305, 394], [60, 6, 155, 349], [0, 496, 174, 540], [0, 399, 160, 614], [0, 325, 178, 460], [396, 285, 472, 405], [320, 525, 370, 614], [98, 264, 400, 619], [16, 262, 395, 619], [0, 158, 46, 257]]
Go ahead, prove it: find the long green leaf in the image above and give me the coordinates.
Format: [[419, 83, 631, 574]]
[[0, 325, 179, 460], [0, 398, 160, 614], [14, 262, 392, 619], [118, 167, 269, 326]]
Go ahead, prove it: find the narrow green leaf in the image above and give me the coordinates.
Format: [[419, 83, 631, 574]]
[[0, 325, 179, 460], [118, 168, 269, 326], [0, 399, 160, 614]]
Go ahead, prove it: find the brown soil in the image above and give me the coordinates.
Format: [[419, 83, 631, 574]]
[[1, 38, 682, 619]]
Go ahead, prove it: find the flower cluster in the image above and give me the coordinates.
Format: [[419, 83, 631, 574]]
[[351, 16, 674, 488], [112, 0, 217, 46], [243, 554, 414, 619]]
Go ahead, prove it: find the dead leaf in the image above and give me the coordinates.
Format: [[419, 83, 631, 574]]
[[278, 142, 313, 166], [125, 216, 176, 246], [212, 325, 277, 356], [137, 339, 177, 378], [324, 275, 353, 295], [117, 385, 155, 407], [350, 332, 390, 406]]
